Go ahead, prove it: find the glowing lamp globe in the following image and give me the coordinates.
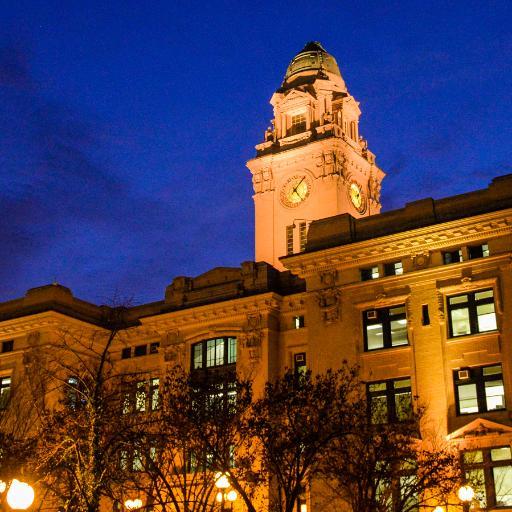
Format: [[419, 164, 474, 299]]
[[433, 507, 444, 512], [227, 490, 237, 502], [0, 480, 6, 493], [215, 473, 230, 489], [458, 485, 475, 503], [6, 480, 34, 510], [124, 499, 143, 510], [216, 492, 223, 503]]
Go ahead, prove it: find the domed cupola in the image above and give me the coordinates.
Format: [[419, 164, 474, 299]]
[[281, 41, 346, 91]]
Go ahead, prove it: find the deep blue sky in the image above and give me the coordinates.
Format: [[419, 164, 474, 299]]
[[1, 1, 511, 305]]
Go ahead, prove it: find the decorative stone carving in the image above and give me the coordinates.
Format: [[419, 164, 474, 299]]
[[368, 174, 381, 202], [437, 291, 445, 323], [412, 252, 430, 270], [316, 287, 341, 324], [164, 329, 181, 346], [240, 313, 263, 362], [27, 331, 41, 347], [461, 276, 473, 288], [320, 270, 338, 287]]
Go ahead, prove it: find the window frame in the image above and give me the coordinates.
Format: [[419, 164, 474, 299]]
[[447, 288, 497, 338], [191, 337, 237, 371], [454, 364, 506, 415], [363, 304, 408, 351], [361, 266, 380, 281], [384, 261, 403, 276], [367, 377, 413, 424], [462, 446, 512, 508]]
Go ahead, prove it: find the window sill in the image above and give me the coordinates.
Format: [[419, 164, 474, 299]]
[[361, 345, 411, 357], [446, 330, 499, 343]]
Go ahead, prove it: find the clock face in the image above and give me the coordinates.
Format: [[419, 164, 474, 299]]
[[349, 182, 367, 213], [280, 175, 311, 207]]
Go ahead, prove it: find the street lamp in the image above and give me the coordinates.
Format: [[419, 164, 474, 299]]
[[458, 484, 475, 512], [215, 472, 237, 511], [1, 479, 35, 510], [124, 498, 143, 511]]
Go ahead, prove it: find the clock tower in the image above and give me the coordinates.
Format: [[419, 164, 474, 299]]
[[247, 42, 385, 270]]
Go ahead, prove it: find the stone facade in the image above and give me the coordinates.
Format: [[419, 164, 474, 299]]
[[1, 42, 512, 511]]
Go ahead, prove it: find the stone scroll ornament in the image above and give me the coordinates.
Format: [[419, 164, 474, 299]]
[[316, 286, 342, 324], [241, 313, 263, 363]]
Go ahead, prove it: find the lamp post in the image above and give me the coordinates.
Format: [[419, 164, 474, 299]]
[[0, 479, 35, 510], [215, 472, 237, 512], [458, 484, 475, 512]]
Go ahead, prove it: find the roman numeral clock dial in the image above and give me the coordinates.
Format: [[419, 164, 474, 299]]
[[280, 175, 312, 208]]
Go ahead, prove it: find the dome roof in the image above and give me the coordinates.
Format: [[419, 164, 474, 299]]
[[283, 41, 342, 83]]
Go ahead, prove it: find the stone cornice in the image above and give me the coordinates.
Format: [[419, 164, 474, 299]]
[[139, 293, 283, 332], [283, 209, 512, 277], [0, 310, 108, 336]]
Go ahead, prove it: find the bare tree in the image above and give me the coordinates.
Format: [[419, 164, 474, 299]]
[[121, 366, 261, 512], [23, 307, 142, 512], [319, 399, 462, 512], [247, 367, 362, 512]]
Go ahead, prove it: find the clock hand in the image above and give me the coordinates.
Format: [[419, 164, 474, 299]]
[[292, 177, 305, 197]]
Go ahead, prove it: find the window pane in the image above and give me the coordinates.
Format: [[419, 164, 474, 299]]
[[215, 339, 224, 366], [369, 382, 387, 392], [390, 318, 408, 346], [475, 290, 493, 301], [394, 262, 403, 275], [483, 365, 502, 376], [449, 295, 468, 305], [493, 466, 512, 506], [485, 379, 505, 410], [228, 337, 237, 364], [458, 383, 478, 413], [394, 378, 411, 389], [367, 323, 384, 350], [371, 396, 388, 424], [482, 244, 489, 257], [450, 308, 471, 336], [477, 303, 497, 332], [491, 447, 512, 461], [395, 390, 412, 421], [193, 344, 203, 369], [206, 339, 216, 367], [135, 382, 146, 412], [466, 468, 487, 508], [464, 450, 483, 463], [150, 378, 159, 411]]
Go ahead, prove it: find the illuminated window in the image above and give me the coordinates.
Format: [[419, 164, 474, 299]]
[[191, 337, 237, 370], [299, 222, 307, 252], [367, 378, 412, 424], [384, 261, 403, 276], [361, 266, 380, 281], [463, 447, 512, 508], [290, 114, 306, 135], [469, 243, 490, 259], [293, 315, 305, 329], [363, 305, 408, 351], [447, 289, 497, 337], [443, 249, 463, 264], [294, 353, 307, 376], [124, 377, 160, 414], [454, 364, 505, 415], [65, 376, 85, 410], [286, 225, 294, 255]]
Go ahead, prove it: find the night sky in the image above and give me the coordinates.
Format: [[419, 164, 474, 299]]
[[1, 1, 511, 305]]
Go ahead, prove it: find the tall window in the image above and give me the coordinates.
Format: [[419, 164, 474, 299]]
[[123, 377, 160, 414], [0, 376, 11, 410], [192, 337, 236, 370], [294, 353, 307, 376], [367, 377, 412, 424], [286, 225, 294, 256], [299, 222, 307, 252], [463, 447, 512, 508], [447, 289, 497, 337], [363, 305, 408, 351], [454, 364, 505, 415], [290, 114, 306, 135]]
